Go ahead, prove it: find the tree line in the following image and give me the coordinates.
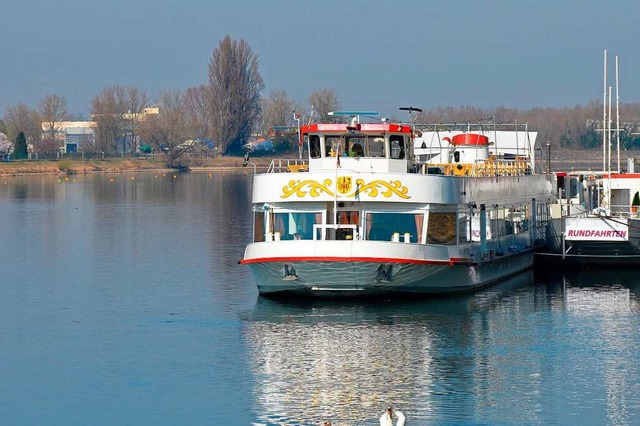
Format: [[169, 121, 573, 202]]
[[3, 34, 640, 166]]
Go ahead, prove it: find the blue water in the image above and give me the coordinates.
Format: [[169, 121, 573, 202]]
[[1, 172, 639, 425]]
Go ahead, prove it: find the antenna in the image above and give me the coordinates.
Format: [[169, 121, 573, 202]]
[[399, 106, 423, 124]]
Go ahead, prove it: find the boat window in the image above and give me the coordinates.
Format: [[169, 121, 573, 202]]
[[325, 136, 343, 157], [427, 212, 457, 244], [368, 137, 386, 158], [463, 213, 492, 242], [309, 135, 321, 158], [346, 137, 365, 157], [270, 211, 320, 240], [365, 212, 423, 243], [254, 211, 265, 242], [457, 213, 469, 244], [504, 206, 528, 235], [336, 210, 360, 240], [390, 135, 405, 159]]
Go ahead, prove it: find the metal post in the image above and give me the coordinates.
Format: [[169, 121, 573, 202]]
[[546, 143, 551, 173], [480, 204, 487, 258], [531, 198, 537, 244], [294, 111, 301, 160]]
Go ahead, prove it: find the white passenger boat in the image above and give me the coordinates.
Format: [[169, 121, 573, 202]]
[[538, 168, 640, 265], [240, 112, 556, 297], [537, 51, 640, 265]]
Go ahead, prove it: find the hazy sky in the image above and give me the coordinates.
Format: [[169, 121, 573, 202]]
[[2, 0, 639, 119]]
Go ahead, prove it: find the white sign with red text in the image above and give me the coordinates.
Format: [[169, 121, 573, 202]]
[[565, 217, 629, 241], [467, 216, 492, 242]]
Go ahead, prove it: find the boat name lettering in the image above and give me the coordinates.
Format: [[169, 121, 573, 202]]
[[566, 229, 627, 238]]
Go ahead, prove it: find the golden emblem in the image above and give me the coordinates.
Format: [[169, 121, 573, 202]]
[[336, 176, 352, 194]]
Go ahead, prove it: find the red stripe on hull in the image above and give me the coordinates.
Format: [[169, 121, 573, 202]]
[[239, 256, 469, 265]]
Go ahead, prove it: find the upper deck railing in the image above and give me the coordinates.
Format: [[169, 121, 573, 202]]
[[267, 158, 308, 173]]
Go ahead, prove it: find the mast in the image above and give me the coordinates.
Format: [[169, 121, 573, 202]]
[[603, 50, 607, 172], [608, 85, 612, 212], [616, 55, 621, 173]]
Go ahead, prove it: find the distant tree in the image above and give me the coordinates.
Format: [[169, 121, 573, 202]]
[[123, 86, 149, 154], [208, 35, 264, 155], [260, 90, 296, 133], [92, 85, 148, 154], [139, 89, 192, 168], [0, 132, 10, 155], [39, 94, 72, 152], [92, 85, 125, 153], [308, 89, 341, 123], [3, 103, 42, 150], [184, 85, 210, 142], [14, 131, 28, 159], [258, 90, 303, 152]]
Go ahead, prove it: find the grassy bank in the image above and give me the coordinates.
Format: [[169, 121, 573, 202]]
[[0, 156, 274, 177]]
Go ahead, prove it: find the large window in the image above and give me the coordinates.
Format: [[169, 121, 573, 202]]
[[270, 211, 321, 240], [365, 212, 423, 243], [427, 212, 457, 244], [325, 136, 343, 157], [368, 137, 385, 158]]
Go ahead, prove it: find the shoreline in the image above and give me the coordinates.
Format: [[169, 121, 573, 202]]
[[1, 149, 638, 177]]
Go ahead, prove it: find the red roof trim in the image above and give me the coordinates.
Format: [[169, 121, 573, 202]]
[[301, 123, 412, 134]]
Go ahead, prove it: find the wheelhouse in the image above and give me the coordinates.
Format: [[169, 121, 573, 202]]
[[303, 123, 413, 174]]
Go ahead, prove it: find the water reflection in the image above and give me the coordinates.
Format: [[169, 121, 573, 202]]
[[244, 270, 537, 425], [244, 267, 640, 425]]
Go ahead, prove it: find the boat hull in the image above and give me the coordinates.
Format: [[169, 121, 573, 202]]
[[538, 217, 640, 265], [245, 248, 535, 298]]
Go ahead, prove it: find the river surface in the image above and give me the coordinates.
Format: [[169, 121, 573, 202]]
[[1, 172, 639, 426]]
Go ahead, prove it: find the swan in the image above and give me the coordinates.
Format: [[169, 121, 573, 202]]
[[379, 407, 405, 426]]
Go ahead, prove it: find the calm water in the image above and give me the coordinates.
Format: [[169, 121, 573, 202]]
[[1, 172, 640, 426]]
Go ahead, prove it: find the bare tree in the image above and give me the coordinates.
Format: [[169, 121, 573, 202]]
[[3, 103, 42, 150], [308, 88, 341, 123], [184, 85, 210, 142], [139, 89, 191, 168], [92, 85, 148, 154], [123, 86, 148, 154], [208, 35, 264, 154], [92, 86, 125, 153], [39, 94, 72, 152], [258, 90, 304, 152], [259, 90, 298, 134]]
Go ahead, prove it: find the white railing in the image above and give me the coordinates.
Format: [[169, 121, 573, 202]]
[[312, 224, 359, 240], [267, 158, 308, 173]]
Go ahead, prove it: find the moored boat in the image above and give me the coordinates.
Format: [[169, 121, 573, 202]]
[[536, 51, 640, 265], [537, 168, 640, 265], [240, 112, 556, 297]]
